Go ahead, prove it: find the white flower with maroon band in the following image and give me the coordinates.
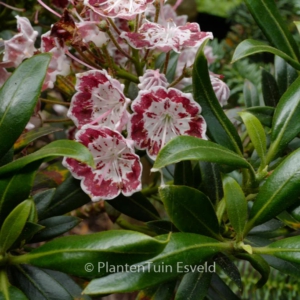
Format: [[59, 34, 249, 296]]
[[121, 21, 213, 53], [128, 87, 207, 160], [138, 69, 169, 90], [210, 72, 230, 107], [63, 125, 142, 200], [40, 31, 71, 90], [84, 0, 154, 20], [67, 70, 130, 131], [3, 16, 38, 67]]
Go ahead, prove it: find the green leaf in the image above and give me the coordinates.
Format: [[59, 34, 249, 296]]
[[143, 281, 177, 300], [232, 40, 300, 70], [0, 148, 13, 167], [275, 56, 298, 97], [236, 254, 270, 288], [14, 127, 62, 152], [222, 176, 247, 241], [155, 51, 179, 83], [0, 200, 32, 253], [108, 192, 160, 222], [261, 69, 280, 107], [146, 220, 179, 235], [12, 230, 169, 278], [243, 0, 300, 60], [174, 161, 194, 187], [243, 80, 259, 108], [0, 54, 51, 158], [267, 76, 300, 163], [33, 189, 56, 219], [31, 216, 81, 243], [153, 136, 250, 170], [199, 162, 223, 205], [195, 0, 242, 17], [83, 233, 225, 295], [239, 111, 266, 167], [160, 186, 221, 240], [244, 106, 274, 128], [246, 148, 300, 233], [0, 140, 94, 176], [0, 286, 29, 300], [193, 42, 243, 154], [175, 266, 213, 300], [0, 163, 38, 228], [10, 265, 90, 300]]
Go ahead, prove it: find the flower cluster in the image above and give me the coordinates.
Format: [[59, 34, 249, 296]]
[[0, 0, 231, 201]]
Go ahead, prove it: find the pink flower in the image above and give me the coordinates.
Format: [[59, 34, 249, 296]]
[[138, 69, 169, 90], [40, 31, 71, 90], [0, 68, 11, 88], [128, 87, 207, 160], [84, 0, 154, 20], [210, 72, 230, 107], [159, 4, 187, 26], [63, 125, 142, 200], [3, 16, 38, 67], [121, 21, 213, 53], [67, 70, 130, 131]]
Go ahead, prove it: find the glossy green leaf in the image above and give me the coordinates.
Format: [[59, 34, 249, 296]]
[[232, 40, 300, 70], [261, 69, 280, 107], [174, 161, 194, 187], [243, 0, 300, 60], [275, 56, 298, 97], [0, 148, 13, 167], [108, 192, 160, 222], [223, 176, 247, 241], [245, 106, 274, 128], [0, 163, 38, 228], [199, 162, 223, 205], [14, 127, 62, 152], [33, 189, 56, 219], [236, 254, 269, 288], [160, 185, 221, 239], [239, 111, 266, 167], [153, 136, 250, 170], [175, 266, 213, 300], [247, 148, 300, 233], [195, 0, 242, 17], [83, 233, 225, 295], [12, 230, 169, 278], [0, 54, 51, 158], [31, 216, 81, 243], [0, 200, 32, 253], [0, 286, 29, 300], [0, 140, 94, 176], [38, 177, 90, 220], [147, 220, 179, 235], [243, 80, 259, 108], [277, 211, 300, 230], [267, 76, 300, 163], [193, 42, 243, 154], [10, 265, 90, 300]]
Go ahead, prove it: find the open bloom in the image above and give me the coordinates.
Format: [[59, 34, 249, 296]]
[[121, 21, 213, 53], [84, 0, 154, 20], [63, 125, 142, 200], [68, 70, 130, 131], [128, 87, 207, 160], [3, 16, 38, 67]]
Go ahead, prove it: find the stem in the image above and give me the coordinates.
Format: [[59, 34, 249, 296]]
[[116, 217, 156, 236], [131, 49, 143, 76], [107, 18, 121, 35], [116, 68, 139, 83], [0, 2, 25, 12], [163, 51, 170, 74], [141, 185, 158, 197], [65, 50, 97, 70], [0, 270, 9, 297], [40, 98, 70, 106], [44, 118, 72, 123], [37, 0, 61, 18], [168, 72, 185, 88], [135, 14, 140, 32], [154, 0, 161, 23]]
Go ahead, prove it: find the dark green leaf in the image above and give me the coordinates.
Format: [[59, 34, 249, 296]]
[[275, 56, 298, 97], [223, 176, 247, 241], [247, 148, 300, 233], [244, 106, 274, 127], [108, 192, 160, 222], [160, 185, 221, 240], [244, 0, 300, 60], [146, 220, 179, 235], [243, 80, 259, 107], [12, 230, 169, 278], [0, 286, 28, 300], [155, 51, 179, 83], [14, 127, 62, 152], [153, 136, 250, 170], [0, 140, 94, 176], [193, 42, 243, 154], [0, 54, 51, 158], [232, 40, 300, 70], [0, 148, 13, 167], [267, 76, 300, 163], [174, 161, 194, 187], [31, 216, 81, 242], [83, 233, 225, 295], [236, 254, 270, 288], [261, 69, 280, 107], [33, 189, 56, 218], [137, 280, 177, 300], [175, 266, 213, 300], [0, 200, 32, 253]]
